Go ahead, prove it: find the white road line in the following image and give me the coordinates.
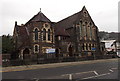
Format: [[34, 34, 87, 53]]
[[93, 71, 99, 75], [82, 73, 111, 80], [33, 78, 39, 81], [109, 69, 114, 72], [75, 71, 94, 75], [111, 68, 117, 70], [61, 71, 94, 76], [62, 74, 70, 76]]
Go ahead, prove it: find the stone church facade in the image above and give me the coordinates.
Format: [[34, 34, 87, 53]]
[[13, 6, 101, 60]]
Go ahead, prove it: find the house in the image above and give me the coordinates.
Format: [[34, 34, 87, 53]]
[[101, 40, 116, 52], [111, 40, 120, 57], [13, 11, 55, 60], [13, 6, 101, 60]]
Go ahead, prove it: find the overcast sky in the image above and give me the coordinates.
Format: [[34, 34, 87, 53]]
[[0, 0, 119, 35]]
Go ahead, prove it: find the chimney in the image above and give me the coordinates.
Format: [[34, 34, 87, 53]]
[[15, 21, 17, 26]]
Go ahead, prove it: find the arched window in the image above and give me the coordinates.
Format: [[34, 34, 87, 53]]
[[43, 28, 46, 40], [89, 44, 91, 50], [79, 21, 82, 37], [34, 28, 39, 40], [83, 11, 88, 17], [86, 44, 88, 50], [82, 43, 84, 51], [48, 29, 50, 41], [92, 28, 96, 40], [34, 45, 39, 53], [35, 45, 38, 52]]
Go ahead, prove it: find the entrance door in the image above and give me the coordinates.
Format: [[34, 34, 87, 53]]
[[68, 45, 73, 57], [55, 49, 59, 57], [23, 48, 30, 59]]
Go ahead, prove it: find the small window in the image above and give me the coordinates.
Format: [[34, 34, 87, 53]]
[[45, 24, 48, 28], [48, 29, 50, 41], [86, 44, 88, 50], [34, 28, 39, 41], [35, 45, 38, 52], [34, 45, 39, 53], [84, 11, 88, 17], [82, 43, 84, 50], [89, 44, 91, 50], [85, 22, 87, 25], [43, 29, 46, 40]]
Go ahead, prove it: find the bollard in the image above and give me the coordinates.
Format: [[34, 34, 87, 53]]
[[69, 74, 72, 80]]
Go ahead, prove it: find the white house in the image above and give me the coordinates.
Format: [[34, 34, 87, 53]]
[[101, 40, 116, 52]]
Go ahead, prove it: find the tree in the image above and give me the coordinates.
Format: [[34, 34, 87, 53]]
[[2, 34, 14, 54]]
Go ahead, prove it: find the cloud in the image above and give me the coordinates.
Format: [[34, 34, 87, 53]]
[[0, 0, 119, 35]]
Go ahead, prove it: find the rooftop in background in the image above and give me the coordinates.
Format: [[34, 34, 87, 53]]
[[98, 31, 120, 41]]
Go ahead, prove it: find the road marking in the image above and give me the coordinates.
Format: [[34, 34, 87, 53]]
[[109, 69, 114, 72], [33, 78, 39, 81], [82, 73, 111, 79], [93, 71, 99, 75], [111, 68, 117, 70], [69, 74, 73, 80], [61, 71, 94, 76], [61, 74, 70, 76], [75, 71, 94, 75]]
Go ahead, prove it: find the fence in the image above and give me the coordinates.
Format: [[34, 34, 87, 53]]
[[2, 55, 116, 67]]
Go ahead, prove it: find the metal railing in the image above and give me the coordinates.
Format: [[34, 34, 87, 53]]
[[2, 55, 116, 67]]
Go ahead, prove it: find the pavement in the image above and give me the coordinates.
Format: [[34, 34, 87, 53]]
[[1, 58, 118, 73]]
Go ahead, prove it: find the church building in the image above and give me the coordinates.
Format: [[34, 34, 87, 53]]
[[13, 6, 101, 60]]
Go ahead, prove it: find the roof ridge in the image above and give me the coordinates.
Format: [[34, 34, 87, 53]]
[[57, 10, 82, 23], [25, 11, 51, 25]]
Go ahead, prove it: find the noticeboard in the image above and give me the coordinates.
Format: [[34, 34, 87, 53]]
[[92, 48, 96, 51], [46, 49, 55, 54]]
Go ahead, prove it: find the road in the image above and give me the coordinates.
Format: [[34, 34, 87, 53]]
[[2, 58, 119, 81]]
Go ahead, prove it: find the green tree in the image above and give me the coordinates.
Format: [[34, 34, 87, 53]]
[[2, 34, 14, 54]]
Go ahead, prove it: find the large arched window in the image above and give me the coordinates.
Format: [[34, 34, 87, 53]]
[[79, 21, 82, 37], [43, 28, 46, 40], [48, 29, 51, 41], [34, 28, 39, 40]]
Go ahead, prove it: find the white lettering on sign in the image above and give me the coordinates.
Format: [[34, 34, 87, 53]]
[[46, 49, 55, 53]]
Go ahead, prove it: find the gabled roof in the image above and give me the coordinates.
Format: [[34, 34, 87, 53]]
[[15, 25, 30, 48], [26, 11, 51, 25], [55, 11, 82, 36], [55, 6, 95, 36]]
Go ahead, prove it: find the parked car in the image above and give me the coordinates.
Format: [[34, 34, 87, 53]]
[[106, 51, 117, 58]]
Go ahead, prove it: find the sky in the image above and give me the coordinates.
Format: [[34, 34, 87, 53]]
[[0, 0, 119, 35]]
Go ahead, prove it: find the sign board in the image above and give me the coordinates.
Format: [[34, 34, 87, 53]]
[[92, 48, 96, 51], [46, 49, 55, 53]]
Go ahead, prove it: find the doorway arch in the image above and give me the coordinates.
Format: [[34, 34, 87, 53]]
[[23, 48, 30, 59], [68, 45, 73, 57], [55, 48, 60, 57]]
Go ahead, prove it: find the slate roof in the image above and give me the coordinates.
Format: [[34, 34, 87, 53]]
[[54, 10, 82, 36], [15, 25, 30, 48], [14, 11, 52, 49], [54, 6, 95, 36], [26, 12, 51, 25]]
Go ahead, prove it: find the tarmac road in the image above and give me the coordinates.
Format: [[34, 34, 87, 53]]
[[2, 58, 119, 80]]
